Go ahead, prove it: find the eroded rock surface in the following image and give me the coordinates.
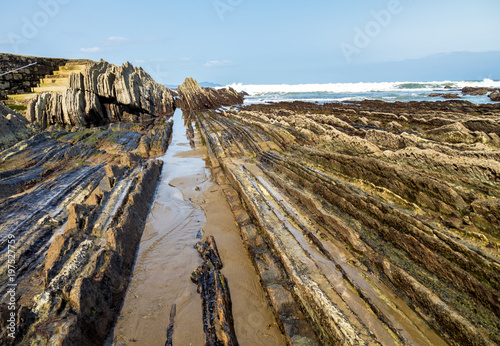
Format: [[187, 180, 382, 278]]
[[0, 119, 173, 344], [195, 99, 500, 345], [191, 236, 238, 346], [177, 78, 243, 111], [27, 60, 175, 128]]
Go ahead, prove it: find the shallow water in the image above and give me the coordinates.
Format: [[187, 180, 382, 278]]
[[110, 109, 206, 345], [110, 110, 285, 345]]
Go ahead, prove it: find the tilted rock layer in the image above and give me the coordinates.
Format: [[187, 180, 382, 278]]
[[177, 77, 243, 110], [196, 99, 500, 345], [27, 60, 175, 128], [0, 119, 173, 344]]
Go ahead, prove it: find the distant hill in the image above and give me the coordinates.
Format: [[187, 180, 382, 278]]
[[342, 51, 500, 83], [164, 81, 223, 89], [199, 81, 223, 88]]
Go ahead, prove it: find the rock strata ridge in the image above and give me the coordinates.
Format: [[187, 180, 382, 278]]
[[26, 60, 176, 128], [177, 77, 244, 110]]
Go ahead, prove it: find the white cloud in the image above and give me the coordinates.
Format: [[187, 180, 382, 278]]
[[0, 38, 13, 45], [180, 57, 191, 61], [105, 36, 128, 45], [80, 47, 101, 53], [204, 60, 235, 68]]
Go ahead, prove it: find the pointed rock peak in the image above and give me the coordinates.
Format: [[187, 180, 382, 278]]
[[181, 77, 202, 89], [178, 77, 243, 111]]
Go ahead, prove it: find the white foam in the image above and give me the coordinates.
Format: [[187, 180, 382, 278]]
[[228, 79, 500, 96]]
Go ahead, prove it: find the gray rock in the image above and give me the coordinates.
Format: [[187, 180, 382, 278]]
[[27, 60, 175, 128]]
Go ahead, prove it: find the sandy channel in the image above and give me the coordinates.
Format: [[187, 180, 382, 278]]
[[110, 110, 285, 345]]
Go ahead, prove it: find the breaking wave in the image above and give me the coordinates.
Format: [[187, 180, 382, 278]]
[[228, 79, 500, 96]]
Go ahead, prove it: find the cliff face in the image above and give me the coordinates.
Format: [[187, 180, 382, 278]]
[[177, 77, 243, 110], [27, 60, 175, 128]]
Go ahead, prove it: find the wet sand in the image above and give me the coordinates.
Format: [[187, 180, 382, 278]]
[[110, 110, 285, 345]]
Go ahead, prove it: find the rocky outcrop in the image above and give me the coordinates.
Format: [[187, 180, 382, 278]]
[[462, 87, 492, 96], [429, 93, 460, 99], [195, 99, 500, 345], [177, 77, 243, 110], [0, 102, 33, 151], [0, 118, 173, 345], [191, 236, 238, 345], [27, 60, 175, 128], [460, 87, 500, 101], [490, 91, 500, 102]]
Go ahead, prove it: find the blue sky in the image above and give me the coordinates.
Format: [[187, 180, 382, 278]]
[[1, 0, 499, 85]]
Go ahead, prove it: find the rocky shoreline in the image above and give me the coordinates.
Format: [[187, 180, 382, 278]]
[[0, 59, 249, 345], [195, 99, 500, 345], [428, 86, 500, 102], [1, 56, 499, 345], [0, 117, 172, 344]]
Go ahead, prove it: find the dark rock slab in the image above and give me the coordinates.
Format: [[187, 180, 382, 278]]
[[191, 236, 238, 346]]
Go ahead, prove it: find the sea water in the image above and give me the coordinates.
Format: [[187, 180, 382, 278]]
[[227, 79, 500, 105]]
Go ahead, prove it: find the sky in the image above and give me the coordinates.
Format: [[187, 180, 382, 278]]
[[1, 0, 499, 85]]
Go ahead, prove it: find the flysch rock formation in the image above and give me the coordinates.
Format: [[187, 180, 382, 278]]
[[0, 57, 250, 345], [0, 119, 173, 344], [177, 77, 244, 110], [26, 60, 176, 128], [0, 58, 180, 344], [4, 52, 500, 345], [195, 99, 500, 345]]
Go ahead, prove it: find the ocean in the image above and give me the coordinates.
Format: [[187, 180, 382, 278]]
[[227, 79, 500, 105]]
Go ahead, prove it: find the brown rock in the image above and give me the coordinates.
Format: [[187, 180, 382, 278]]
[[462, 87, 490, 96], [104, 164, 123, 179], [43, 234, 67, 278], [121, 152, 142, 167], [426, 122, 475, 144], [177, 77, 243, 110], [65, 203, 93, 235], [386, 121, 403, 131], [489, 91, 500, 102], [366, 129, 404, 150], [442, 93, 460, 99]]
